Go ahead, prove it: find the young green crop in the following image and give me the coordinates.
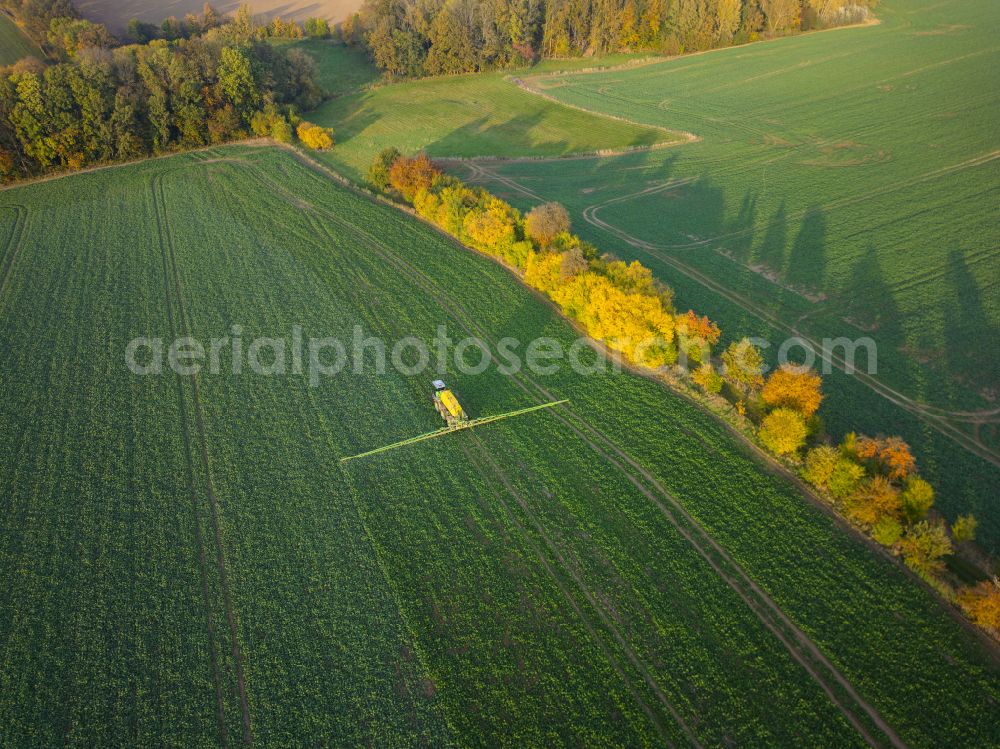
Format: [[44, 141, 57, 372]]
[[0, 146, 997, 747]]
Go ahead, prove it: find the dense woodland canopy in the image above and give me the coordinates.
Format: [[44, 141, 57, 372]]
[[348, 0, 873, 77], [0, 2, 321, 179]]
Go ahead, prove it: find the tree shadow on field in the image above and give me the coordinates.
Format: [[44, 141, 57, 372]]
[[312, 94, 381, 148], [942, 249, 1000, 398], [840, 242, 911, 393], [752, 201, 788, 273], [725, 190, 758, 262], [427, 111, 563, 159], [785, 205, 827, 290]]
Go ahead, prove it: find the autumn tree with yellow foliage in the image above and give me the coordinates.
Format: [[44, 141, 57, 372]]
[[759, 408, 808, 456], [761, 364, 823, 418], [899, 521, 952, 578], [462, 198, 521, 256], [721, 338, 764, 401], [296, 121, 334, 150], [845, 476, 901, 528]]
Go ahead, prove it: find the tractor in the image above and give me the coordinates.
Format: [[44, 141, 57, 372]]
[[432, 380, 468, 426]]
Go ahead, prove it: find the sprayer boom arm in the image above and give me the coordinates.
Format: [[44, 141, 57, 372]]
[[340, 399, 569, 464]]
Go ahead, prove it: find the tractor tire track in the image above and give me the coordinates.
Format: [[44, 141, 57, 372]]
[[150, 178, 230, 747], [153, 173, 254, 746], [464, 436, 697, 748], [255, 151, 906, 749], [497, 376, 905, 749], [0, 205, 27, 300]]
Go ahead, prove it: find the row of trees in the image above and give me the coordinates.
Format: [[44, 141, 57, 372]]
[[352, 0, 873, 77], [686, 334, 998, 630], [369, 147, 1000, 641], [1, 0, 333, 56], [126, 5, 334, 46], [375, 150, 707, 369], [0, 5, 324, 179]]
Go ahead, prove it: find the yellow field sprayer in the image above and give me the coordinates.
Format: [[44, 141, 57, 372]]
[[432, 379, 469, 426], [339, 381, 568, 464]]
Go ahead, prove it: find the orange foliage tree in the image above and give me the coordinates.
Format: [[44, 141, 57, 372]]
[[389, 154, 441, 201], [845, 476, 900, 528], [674, 309, 721, 365], [761, 364, 823, 417], [958, 580, 1000, 634], [855, 435, 917, 481]]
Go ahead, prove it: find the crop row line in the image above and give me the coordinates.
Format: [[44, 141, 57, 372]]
[[464, 434, 696, 747], [299, 208, 461, 741]]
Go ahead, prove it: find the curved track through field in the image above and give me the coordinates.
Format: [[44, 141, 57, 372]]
[[478, 22, 1000, 468], [457, 143, 1000, 471]]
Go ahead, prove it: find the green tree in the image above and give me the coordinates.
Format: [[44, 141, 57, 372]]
[[872, 516, 902, 548], [250, 103, 293, 142], [109, 91, 145, 159], [48, 17, 115, 60], [828, 457, 865, 500], [952, 514, 978, 543], [217, 46, 259, 118], [425, 0, 479, 75], [899, 476, 934, 523], [368, 146, 401, 190], [900, 521, 952, 579], [721, 338, 764, 400], [9, 71, 51, 166], [304, 17, 331, 37]]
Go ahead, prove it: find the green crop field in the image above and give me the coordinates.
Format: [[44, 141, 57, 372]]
[[0, 12, 41, 65], [420, 0, 1000, 549], [308, 66, 682, 181], [1, 145, 998, 746]]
